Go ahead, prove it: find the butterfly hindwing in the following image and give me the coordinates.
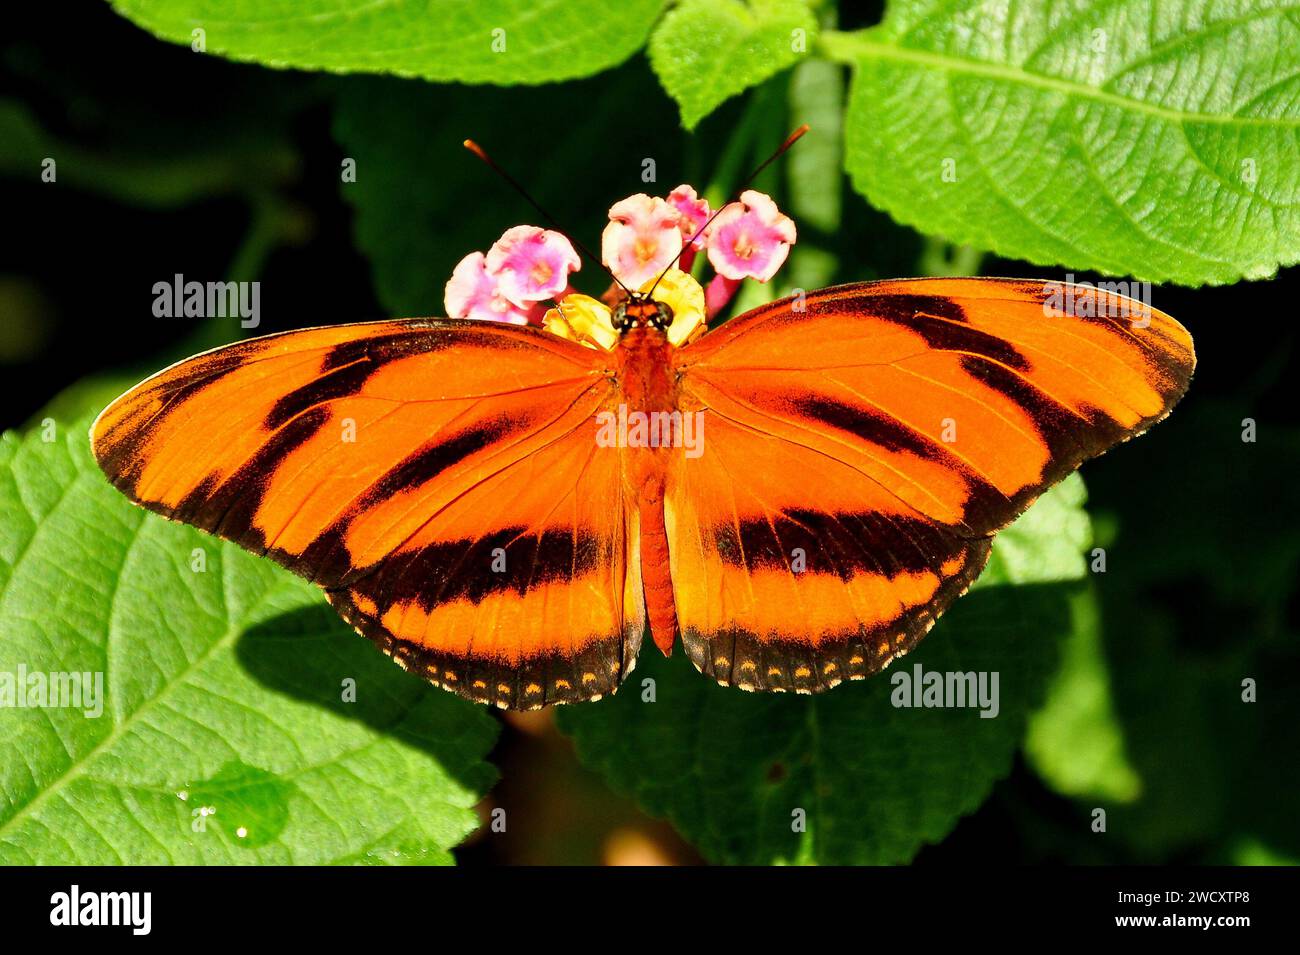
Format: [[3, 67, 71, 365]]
[[92, 319, 640, 708], [325, 419, 644, 709], [669, 277, 1194, 691], [665, 412, 993, 691]]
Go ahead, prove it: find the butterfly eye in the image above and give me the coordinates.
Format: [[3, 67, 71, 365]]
[[611, 303, 628, 330], [654, 302, 674, 330]]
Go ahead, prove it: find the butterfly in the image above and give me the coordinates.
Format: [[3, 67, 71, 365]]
[[91, 273, 1194, 710]]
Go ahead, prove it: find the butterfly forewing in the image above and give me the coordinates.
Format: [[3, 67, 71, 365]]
[[669, 277, 1194, 691]]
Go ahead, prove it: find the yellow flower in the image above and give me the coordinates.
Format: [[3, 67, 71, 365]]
[[648, 268, 706, 346], [543, 294, 618, 350], [542, 269, 706, 350]]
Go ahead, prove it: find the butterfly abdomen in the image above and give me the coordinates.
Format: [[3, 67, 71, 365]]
[[638, 493, 678, 656]]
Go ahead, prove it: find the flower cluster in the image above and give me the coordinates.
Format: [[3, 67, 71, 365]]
[[444, 184, 796, 345], [444, 226, 580, 325]]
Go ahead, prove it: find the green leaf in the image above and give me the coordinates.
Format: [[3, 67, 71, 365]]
[[1024, 586, 1141, 803], [1091, 400, 1300, 606], [0, 422, 498, 864], [781, 49, 847, 293], [1099, 589, 1300, 859], [1232, 838, 1299, 866], [1084, 400, 1300, 859], [559, 476, 1091, 864], [108, 0, 666, 85], [649, 0, 817, 129], [24, 374, 140, 434], [823, 1, 1300, 286]]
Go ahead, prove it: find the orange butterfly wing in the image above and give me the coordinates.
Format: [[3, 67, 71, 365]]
[[668, 277, 1194, 691], [92, 319, 642, 709]]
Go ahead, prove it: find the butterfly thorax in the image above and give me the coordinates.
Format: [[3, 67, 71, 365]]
[[610, 296, 678, 420], [615, 322, 677, 421]]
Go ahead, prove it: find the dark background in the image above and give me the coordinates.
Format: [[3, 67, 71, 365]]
[[3, 2, 1296, 865]]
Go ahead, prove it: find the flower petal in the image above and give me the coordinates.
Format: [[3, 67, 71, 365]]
[[444, 251, 535, 324], [667, 184, 711, 249], [641, 268, 706, 346], [705, 189, 797, 282], [544, 293, 618, 350], [486, 225, 581, 305], [602, 194, 684, 288]]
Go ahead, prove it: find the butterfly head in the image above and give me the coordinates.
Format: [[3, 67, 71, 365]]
[[611, 295, 674, 335]]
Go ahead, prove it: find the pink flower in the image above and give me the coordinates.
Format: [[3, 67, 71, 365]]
[[485, 226, 580, 304], [601, 194, 683, 288], [444, 252, 536, 325], [667, 184, 711, 250], [706, 190, 796, 282]]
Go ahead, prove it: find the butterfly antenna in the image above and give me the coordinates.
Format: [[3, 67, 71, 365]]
[[646, 124, 810, 299], [463, 139, 634, 298]]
